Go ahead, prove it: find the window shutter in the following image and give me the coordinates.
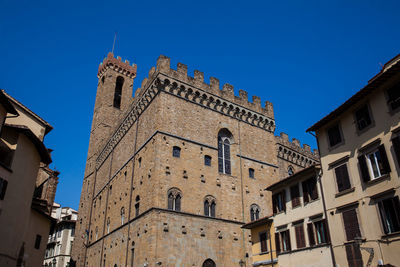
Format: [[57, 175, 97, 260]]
[[275, 233, 280, 253], [335, 164, 351, 192], [378, 201, 389, 234], [322, 219, 330, 243], [358, 155, 371, 182], [392, 197, 400, 231], [272, 195, 277, 214], [342, 209, 361, 241], [392, 136, 400, 167], [290, 185, 300, 208], [260, 233, 267, 252], [307, 223, 315, 246], [286, 230, 291, 251], [295, 225, 305, 248], [281, 192, 286, 212], [302, 181, 309, 203], [378, 144, 391, 174], [311, 178, 318, 200]]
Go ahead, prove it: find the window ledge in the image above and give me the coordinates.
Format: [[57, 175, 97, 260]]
[[335, 187, 355, 198], [366, 174, 390, 186], [381, 231, 400, 239], [277, 243, 330, 256], [304, 198, 320, 206]]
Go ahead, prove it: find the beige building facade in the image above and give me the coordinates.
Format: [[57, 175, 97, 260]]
[[308, 54, 400, 267], [71, 53, 318, 267], [266, 165, 333, 267], [0, 90, 58, 267]]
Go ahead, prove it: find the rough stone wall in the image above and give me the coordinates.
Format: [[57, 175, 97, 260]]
[[275, 132, 320, 179], [73, 53, 315, 267]]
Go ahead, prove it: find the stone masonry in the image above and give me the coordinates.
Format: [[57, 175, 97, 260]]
[[71, 53, 318, 267]]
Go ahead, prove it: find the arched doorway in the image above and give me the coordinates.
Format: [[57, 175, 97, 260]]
[[202, 259, 216, 267]]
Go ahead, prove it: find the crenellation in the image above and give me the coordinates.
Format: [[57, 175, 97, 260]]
[[194, 70, 204, 83], [303, 144, 311, 152], [156, 55, 170, 72], [177, 63, 188, 77], [239, 89, 248, 102], [97, 52, 137, 79], [292, 138, 300, 147], [280, 132, 289, 141], [252, 96, 261, 109], [222, 83, 234, 96]]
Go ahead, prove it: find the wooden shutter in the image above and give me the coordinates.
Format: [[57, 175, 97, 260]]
[[342, 209, 361, 241], [345, 243, 363, 267], [378, 201, 389, 234], [307, 223, 315, 246], [302, 181, 309, 203], [378, 144, 391, 174], [310, 178, 318, 200], [290, 185, 300, 208], [259, 232, 268, 252], [286, 230, 291, 251], [392, 197, 400, 231], [281, 192, 286, 212], [392, 136, 400, 167], [295, 225, 305, 248], [272, 194, 277, 214], [322, 219, 330, 243], [358, 155, 371, 182], [275, 232, 280, 253], [335, 164, 351, 192]]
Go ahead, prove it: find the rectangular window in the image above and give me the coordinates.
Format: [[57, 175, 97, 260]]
[[204, 155, 211, 166], [280, 230, 291, 252], [290, 184, 300, 208], [249, 168, 255, 179], [34, 235, 42, 249], [387, 84, 400, 112], [392, 135, 400, 167], [314, 220, 329, 244], [259, 232, 268, 253], [71, 225, 75, 237], [355, 104, 372, 131], [346, 243, 364, 267], [0, 178, 8, 200], [342, 208, 362, 241], [334, 164, 351, 192], [302, 177, 318, 203], [273, 191, 286, 214], [327, 124, 343, 147], [359, 144, 391, 181], [377, 196, 400, 234], [172, 146, 181, 158], [294, 224, 306, 249]]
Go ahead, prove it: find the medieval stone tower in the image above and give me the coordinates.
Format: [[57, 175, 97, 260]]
[[71, 53, 319, 267]]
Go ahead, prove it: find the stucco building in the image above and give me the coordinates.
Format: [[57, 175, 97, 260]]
[[44, 203, 78, 267], [71, 53, 318, 267], [0, 90, 59, 267], [307, 54, 400, 267]]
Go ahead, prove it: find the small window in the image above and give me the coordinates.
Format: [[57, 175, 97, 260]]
[[288, 166, 294, 176], [113, 76, 124, 109], [172, 146, 181, 158], [355, 104, 372, 131], [259, 232, 268, 253], [327, 124, 343, 147], [358, 144, 391, 182], [307, 219, 329, 246], [387, 84, 400, 112], [107, 218, 110, 234], [167, 188, 182, 211], [204, 155, 212, 166], [334, 164, 351, 192], [138, 157, 142, 167], [71, 225, 75, 237], [204, 197, 216, 218], [249, 168, 255, 179], [275, 230, 291, 253], [377, 196, 400, 234], [302, 177, 318, 203], [121, 207, 125, 225], [101, 75, 105, 84], [0, 178, 8, 200], [135, 196, 140, 217], [272, 191, 286, 214], [250, 204, 260, 221], [34, 235, 42, 249]]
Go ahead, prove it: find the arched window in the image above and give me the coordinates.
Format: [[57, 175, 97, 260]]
[[121, 207, 125, 225], [113, 76, 124, 109], [202, 259, 216, 267], [167, 188, 182, 211], [172, 146, 181, 158], [130, 241, 135, 267], [135, 196, 140, 217], [250, 204, 261, 221], [101, 75, 105, 84], [204, 196, 216, 218], [288, 166, 294, 176], [218, 129, 233, 174]]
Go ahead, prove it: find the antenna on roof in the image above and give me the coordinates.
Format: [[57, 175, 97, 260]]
[[111, 31, 117, 54]]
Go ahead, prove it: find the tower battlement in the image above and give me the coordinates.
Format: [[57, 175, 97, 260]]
[[97, 52, 137, 79], [151, 55, 274, 119]]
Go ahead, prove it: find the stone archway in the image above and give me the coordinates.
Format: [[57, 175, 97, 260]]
[[202, 259, 216, 267]]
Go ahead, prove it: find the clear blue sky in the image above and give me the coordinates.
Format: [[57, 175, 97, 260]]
[[0, 0, 399, 210]]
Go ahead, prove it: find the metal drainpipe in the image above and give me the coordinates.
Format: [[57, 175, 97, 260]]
[[309, 131, 337, 267]]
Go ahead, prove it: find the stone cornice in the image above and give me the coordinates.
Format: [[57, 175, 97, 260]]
[[97, 52, 137, 79]]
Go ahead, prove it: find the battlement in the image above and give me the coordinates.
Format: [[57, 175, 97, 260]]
[[276, 132, 319, 159], [153, 55, 274, 119], [98, 52, 137, 79]]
